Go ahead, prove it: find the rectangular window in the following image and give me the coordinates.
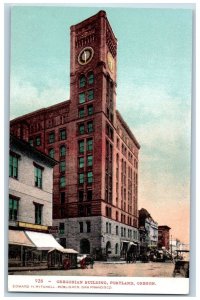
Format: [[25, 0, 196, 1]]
[[9, 153, 19, 179], [79, 108, 85, 118], [34, 165, 43, 188], [88, 90, 94, 101], [60, 145, 66, 157], [60, 192, 65, 204], [60, 129, 66, 140], [34, 203, 43, 225], [86, 205, 91, 216], [60, 176, 66, 188], [79, 124, 85, 135], [106, 222, 108, 234], [87, 138, 93, 151], [59, 223, 65, 234], [116, 226, 119, 235], [79, 157, 84, 168], [78, 190, 84, 202], [79, 173, 84, 184], [87, 155, 93, 167], [79, 140, 84, 154], [79, 222, 83, 233], [86, 221, 91, 233], [79, 92, 85, 104], [121, 227, 123, 237], [87, 190, 92, 201], [9, 195, 19, 221], [87, 105, 93, 116], [87, 121, 93, 133], [109, 223, 111, 234], [88, 72, 94, 85], [29, 139, 33, 146], [59, 161, 66, 172], [48, 132, 55, 143], [35, 136, 41, 146], [87, 171, 93, 184]]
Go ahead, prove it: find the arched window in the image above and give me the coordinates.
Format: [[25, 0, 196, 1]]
[[88, 72, 94, 85], [48, 148, 54, 158], [79, 75, 86, 88]]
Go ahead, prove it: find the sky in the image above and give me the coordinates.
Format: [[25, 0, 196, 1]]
[[10, 5, 193, 244]]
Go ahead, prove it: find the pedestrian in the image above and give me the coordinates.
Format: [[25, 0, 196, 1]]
[[90, 255, 94, 269]]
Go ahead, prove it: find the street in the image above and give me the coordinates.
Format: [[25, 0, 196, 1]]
[[11, 261, 174, 277]]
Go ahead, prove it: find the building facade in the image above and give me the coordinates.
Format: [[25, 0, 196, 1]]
[[10, 11, 140, 259], [158, 225, 171, 250], [9, 135, 61, 268], [138, 208, 158, 254]]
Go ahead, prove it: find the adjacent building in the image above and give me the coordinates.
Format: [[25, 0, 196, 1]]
[[158, 225, 171, 250], [10, 11, 140, 259], [9, 135, 61, 269], [138, 208, 158, 254]]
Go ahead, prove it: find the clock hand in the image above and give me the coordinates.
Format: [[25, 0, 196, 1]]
[[84, 51, 87, 63]]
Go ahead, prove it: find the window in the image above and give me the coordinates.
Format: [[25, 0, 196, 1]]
[[34, 203, 43, 225], [78, 205, 84, 217], [29, 139, 33, 146], [79, 157, 84, 168], [88, 90, 94, 101], [35, 136, 41, 146], [79, 140, 84, 154], [48, 132, 55, 143], [79, 173, 84, 184], [79, 107, 85, 118], [34, 165, 43, 188], [86, 205, 91, 216], [60, 238, 66, 248], [87, 155, 93, 167], [59, 223, 65, 234], [88, 72, 94, 85], [48, 148, 54, 158], [87, 171, 93, 184], [106, 222, 108, 234], [109, 223, 111, 234], [79, 75, 86, 88], [87, 105, 94, 116], [9, 195, 19, 221], [60, 176, 66, 188], [60, 129, 66, 140], [78, 190, 84, 202], [59, 161, 66, 172], [79, 92, 85, 104], [106, 206, 111, 218], [9, 153, 19, 179], [121, 227, 123, 237], [116, 211, 119, 221], [116, 226, 119, 235], [87, 138, 93, 151], [86, 221, 91, 233], [79, 222, 83, 233], [87, 121, 93, 133], [79, 124, 85, 135], [115, 243, 119, 255], [60, 192, 65, 204], [87, 190, 92, 201], [60, 145, 66, 157]]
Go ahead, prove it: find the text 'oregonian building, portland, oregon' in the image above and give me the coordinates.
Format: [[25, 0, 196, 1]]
[[10, 10, 140, 260]]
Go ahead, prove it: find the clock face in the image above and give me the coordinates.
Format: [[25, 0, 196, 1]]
[[107, 52, 115, 73], [78, 47, 94, 65]]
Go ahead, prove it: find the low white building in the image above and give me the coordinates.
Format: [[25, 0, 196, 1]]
[[8, 135, 61, 269]]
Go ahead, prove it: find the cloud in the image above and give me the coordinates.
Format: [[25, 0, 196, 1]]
[[10, 76, 69, 120]]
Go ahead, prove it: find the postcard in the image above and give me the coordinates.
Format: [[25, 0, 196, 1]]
[[7, 4, 193, 295]]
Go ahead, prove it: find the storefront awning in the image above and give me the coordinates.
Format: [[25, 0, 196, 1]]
[[9, 230, 35, 247], [48, 248, 78, 254], [25, 231, 64, 251]]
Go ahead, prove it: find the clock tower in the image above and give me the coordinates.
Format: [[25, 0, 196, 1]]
[[69, 10, 117, 120]]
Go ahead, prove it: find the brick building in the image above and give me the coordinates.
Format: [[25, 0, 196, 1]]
[[158, 225, 171, 250], [10, 11, 140, 259]]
